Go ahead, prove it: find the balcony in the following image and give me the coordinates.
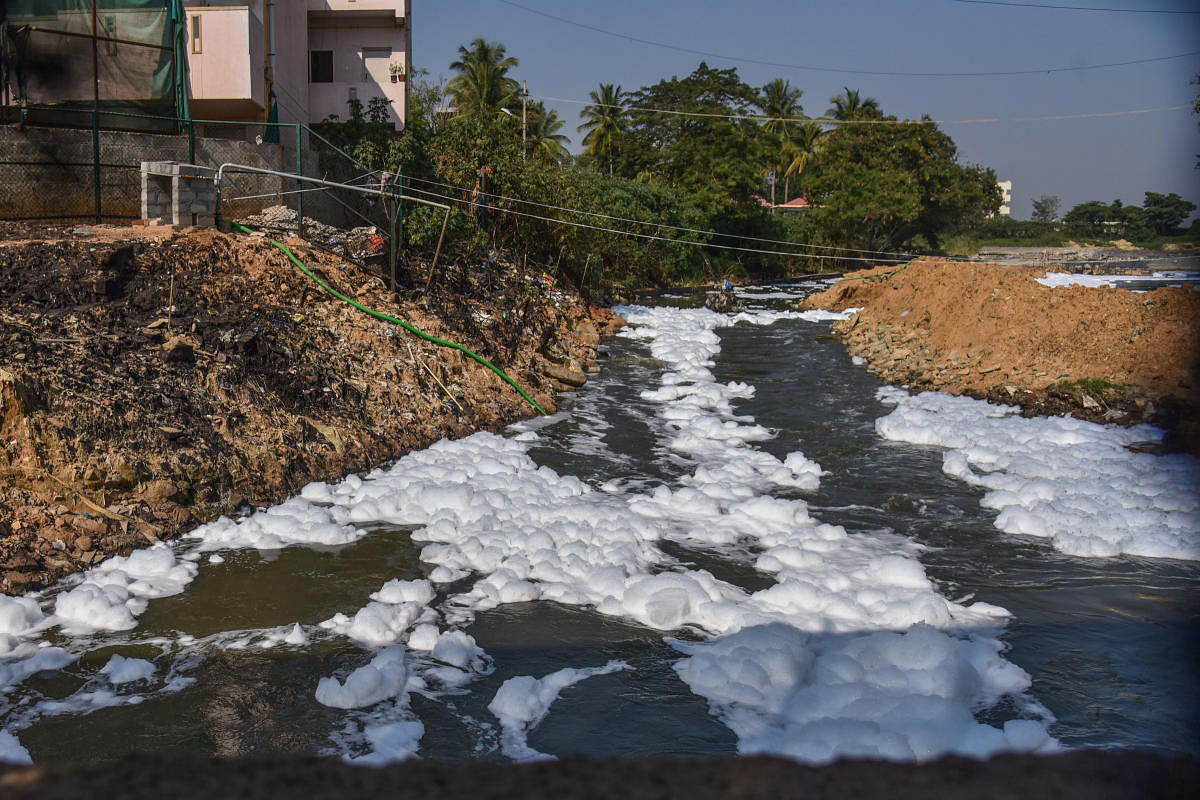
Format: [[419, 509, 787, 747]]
[[185, 6, 266, 121]]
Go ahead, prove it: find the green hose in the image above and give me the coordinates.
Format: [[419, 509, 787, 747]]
[[233, 223, 547, 416]]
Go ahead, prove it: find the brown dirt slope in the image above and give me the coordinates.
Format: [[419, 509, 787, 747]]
[[0, 226, 621, 594], [803, 258, 1199, 449]]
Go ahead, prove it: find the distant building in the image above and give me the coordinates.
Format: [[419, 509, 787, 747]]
[[184, 1, 411, 132], [997, 180, 1012, 217]]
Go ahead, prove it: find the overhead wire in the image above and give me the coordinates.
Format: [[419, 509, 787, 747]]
[[400, 173, 918, 260], [399, 183, 914, 265], [950, 0, 1200, 13], [495, 0, 1200, 77], [533, 92, 1192, 126]]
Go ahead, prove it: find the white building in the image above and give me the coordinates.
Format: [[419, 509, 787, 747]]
[[997, 180, 1012, 217], [184, 1, 411, 131]]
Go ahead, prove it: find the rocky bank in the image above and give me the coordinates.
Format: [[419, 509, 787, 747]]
[[0, 223, 622, 594]]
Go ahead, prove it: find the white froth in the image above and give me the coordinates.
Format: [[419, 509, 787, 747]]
[[0, 597, 43, 636], [0, 646, 75, 691], [673, 623, 1054, 764], [876, 387, 1200, 559], [0, 730, 31, 765], [315, 646, 412, 709], [1036, 271, 1200, 289], [49, 543, 198, 634], [187, 496, 363, 552], [488, 661, 628, 761], [100, 655, 156, 685]]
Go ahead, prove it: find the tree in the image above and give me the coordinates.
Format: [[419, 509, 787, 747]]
[[1063, 199, 1150, 240], [526, 103, 571, 165], [805, 116, 999, 251], [1063, 200, 1113, 237], [825, 87, 881, 121], [1192, 73, 1199, 169], [446, 39, 520, 120], [616, 62, 766, 213], [1142, 191, 1196, 235], [1031, 195, 1060, 223], [759, 78, 804, 205], [781, 121, 824, 203], [578, 83, 628, 175]]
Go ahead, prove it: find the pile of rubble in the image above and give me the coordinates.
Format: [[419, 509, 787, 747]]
[[236, 205, 384, 260]]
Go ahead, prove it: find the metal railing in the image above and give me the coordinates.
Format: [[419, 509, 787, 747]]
[[215, 162, 451, 291]]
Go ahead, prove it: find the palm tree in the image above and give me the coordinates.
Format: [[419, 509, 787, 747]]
[[759, 78, 803, 205], [578, 83, 627, 175], [447, 39, 520, 120], [782, 121, 825, 202], [527, 104, 571, 164], [825, 87, 881, 121]]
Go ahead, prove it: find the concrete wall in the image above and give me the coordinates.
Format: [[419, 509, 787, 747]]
[[0, 125, 312, 223]]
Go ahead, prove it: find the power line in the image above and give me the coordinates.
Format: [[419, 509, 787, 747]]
[[533, 92, 1191, 127], [400, 183, 914, 265], [950, 0, 1200, 13], [495, 0, 1200, 77], [400, 174, 918, 260]]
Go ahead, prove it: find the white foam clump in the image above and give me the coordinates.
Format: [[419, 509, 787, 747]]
[[51, 543, 199, 634], [0, 646, 75, 691], [0, 597, 44, 637], [876, 387, 1200, 559], [488, 661, 629, 761], [186, 495, 364, 552], [673, 623, 1055, 764], [0, 731, 32, 765], [320, 579, 438, 647], [316, 645, 413, 709], [1036, 271, 1200, 289], [100, 654, 156, 685]]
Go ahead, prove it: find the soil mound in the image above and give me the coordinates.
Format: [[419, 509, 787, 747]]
[[803, 258, 1199, 450], [0, 226, 620, 593]]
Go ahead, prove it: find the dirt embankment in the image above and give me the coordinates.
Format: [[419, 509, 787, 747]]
[[0, 224, 622, 594], [802, 258, 1200, 451]]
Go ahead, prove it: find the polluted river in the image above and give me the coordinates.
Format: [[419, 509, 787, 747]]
[[1, 281, 1196, 767]]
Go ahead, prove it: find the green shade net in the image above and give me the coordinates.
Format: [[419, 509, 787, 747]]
[[3, 1, 184, 127]]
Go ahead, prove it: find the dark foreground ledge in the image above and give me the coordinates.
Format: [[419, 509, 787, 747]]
[[1, 751, 1196, 800]]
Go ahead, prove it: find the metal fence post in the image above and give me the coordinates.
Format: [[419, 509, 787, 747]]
[[295, 123, 303, 236], [92, 107, 101, 223], [188, 119, 195, 165]]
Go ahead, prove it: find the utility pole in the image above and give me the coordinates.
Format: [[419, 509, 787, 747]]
[[521, 80, 528, 161]]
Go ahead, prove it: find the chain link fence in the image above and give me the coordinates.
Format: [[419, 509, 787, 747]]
[[0, 106, 327, 226]]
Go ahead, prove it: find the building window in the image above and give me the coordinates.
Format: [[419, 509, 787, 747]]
[[190, 15, 201, 54], [361, 48, 391, 83], [310, 50, 334, 83]]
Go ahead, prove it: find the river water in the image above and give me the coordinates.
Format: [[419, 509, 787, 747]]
[[2, 281, 1196, 766]]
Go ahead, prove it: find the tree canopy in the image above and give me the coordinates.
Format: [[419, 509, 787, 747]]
[[805, 115, 999, 251]]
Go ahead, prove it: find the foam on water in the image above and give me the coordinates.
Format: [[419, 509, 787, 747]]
[[296, 304, 1052, 762], [1037, 271, 1200, 290], [875, 387, 1200, 559], [2, 300, 1067, 765], [488, 661, 629, 761], [49, 543, 199, 634]]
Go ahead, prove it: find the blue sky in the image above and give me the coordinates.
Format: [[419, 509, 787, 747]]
[[414, 0, 1200, 221]]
